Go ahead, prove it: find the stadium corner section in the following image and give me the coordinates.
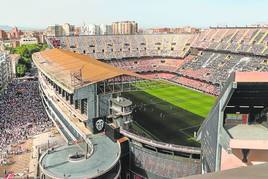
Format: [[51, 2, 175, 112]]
[[33, 48, 152, 178]]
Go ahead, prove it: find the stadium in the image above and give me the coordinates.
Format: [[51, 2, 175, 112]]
[[33, 27, 268, 179]]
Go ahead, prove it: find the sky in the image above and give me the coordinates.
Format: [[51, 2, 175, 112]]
[[1, 0, 268, 29]]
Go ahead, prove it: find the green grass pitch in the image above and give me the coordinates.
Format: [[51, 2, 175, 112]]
[[123, 81, 216, 147], [144, 84, 215, 118]]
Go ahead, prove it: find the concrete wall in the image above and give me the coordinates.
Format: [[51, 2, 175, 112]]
[[200, 103, 220, 173], [221, 148, 268, 170], [129, 142, 201, 179], [99, 93, 112, 117]]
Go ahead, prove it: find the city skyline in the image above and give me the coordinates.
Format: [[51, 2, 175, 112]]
[[1, 0, 268, 29]]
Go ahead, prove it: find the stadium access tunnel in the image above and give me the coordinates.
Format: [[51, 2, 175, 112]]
[[199, 72, 268, 173]]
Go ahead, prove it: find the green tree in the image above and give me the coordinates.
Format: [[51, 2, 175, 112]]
[[11, 43, 48, 77], [16, 64, 26, 77]]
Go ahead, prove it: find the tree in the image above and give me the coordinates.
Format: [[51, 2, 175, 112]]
[[16, 45, 28, 57], [11, 43, 48, 77], [16, 64, 26, 77]]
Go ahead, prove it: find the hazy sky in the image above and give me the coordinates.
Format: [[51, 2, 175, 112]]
[[1, 0, 268, 29]]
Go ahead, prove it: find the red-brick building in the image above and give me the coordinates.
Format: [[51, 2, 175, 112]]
[[0, 29, 8, 40]]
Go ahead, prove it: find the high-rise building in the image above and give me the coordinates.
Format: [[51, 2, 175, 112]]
[[100, 24, 112, 35], [62, 23, 75, 36], [80, 24, 101, 35], [46, 25, 63, 37], [7, 27, 23, 39], [112, 21, 138, 35], [0, 30, 8, 40], [46, 23, 75, 37]]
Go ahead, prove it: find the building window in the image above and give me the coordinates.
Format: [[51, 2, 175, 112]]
[[75, 100, 79, 109], [81, 99, 87, 115], [70, 94, 74, 105]]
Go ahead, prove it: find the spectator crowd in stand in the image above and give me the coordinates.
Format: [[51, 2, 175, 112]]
[[0, 79, 53, 165]]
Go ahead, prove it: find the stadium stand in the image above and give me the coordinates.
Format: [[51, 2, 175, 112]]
[[48, 34, 193, 59], [129, 144, 201, 178], [48, 27, 268, 97], [192, 27, 268, 55]]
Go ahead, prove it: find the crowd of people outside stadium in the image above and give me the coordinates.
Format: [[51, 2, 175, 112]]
[[0, 79, 53, 165]]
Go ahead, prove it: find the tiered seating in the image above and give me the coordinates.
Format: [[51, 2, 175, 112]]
[[171, 76, 219, 96], [178, 50, 268, 88], [142, 72, 177, 80], [254, 29, 266, 43], [49, 29, 268, 97], [109, 58, 184, 73], [262, 33, 268, 44], [248, 44, 265, 55], [50, 34, 193, 59], [192, 27, 268, 56]]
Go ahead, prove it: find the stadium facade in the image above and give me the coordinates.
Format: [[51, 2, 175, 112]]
[[34, 49, 125, 178], [38, 27, 268, 177], [33, 49, 201, 179]]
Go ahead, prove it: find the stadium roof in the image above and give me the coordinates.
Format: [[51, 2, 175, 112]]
[[235, 72, 268, 83], [33, 48, 143, 93], [183, 163, 268, 179]]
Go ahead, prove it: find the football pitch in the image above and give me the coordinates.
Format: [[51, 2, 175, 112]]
[[123, 81, 216, 147]]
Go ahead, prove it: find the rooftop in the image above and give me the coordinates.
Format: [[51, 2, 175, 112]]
[[226, 124, 268, 140], [235, 72, 268, 83], [225, 124, 268, 149], [110, 97, 132, 107], [183, 163, 268, 179], [40, 134, 120, 179], [33, 48, 142, 92]]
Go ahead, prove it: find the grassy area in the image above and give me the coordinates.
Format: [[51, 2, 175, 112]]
[[124, 81, 216, 147], [5, 44, 48, 77]]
